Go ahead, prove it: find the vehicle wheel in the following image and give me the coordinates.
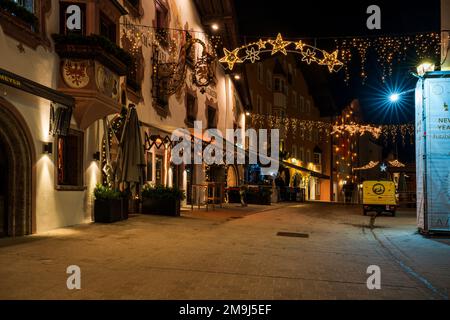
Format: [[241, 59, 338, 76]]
[[363, 210, 367, 216], [392, 211, 396, 217]]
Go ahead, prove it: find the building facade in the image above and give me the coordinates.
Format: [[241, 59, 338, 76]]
[[0, 0, 245, 236], [245, 55, 332, 201], [330, 100, 383, 203]]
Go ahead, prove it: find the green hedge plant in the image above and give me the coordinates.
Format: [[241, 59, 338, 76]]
[[142, 185, 186, 201], [94, 184, 121, 200]]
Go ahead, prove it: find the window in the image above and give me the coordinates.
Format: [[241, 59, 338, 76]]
[[293, 91, 297, 109], [155, 0, 169, 45], [306, 150, 311, 163], [57, 129, 84, 188], [266, 71, 272, 90], [155, 154, 163, 185], [315, 180, 321, 196], [256, 95, 263, 114], [100, 12, 116, 43], [314, 153, 322, 165], [292, 145, 298, 159], [306, 100, 311, 113], [207, 106, 217, 128], [266, 102, 272, 115], [257, 63, 264, 83], [300, 96, 305, 112], [274, 78, 280, 92], [186, 93, 196, 126], [299, 148, 304, 162], [13, 0, 34, 13]]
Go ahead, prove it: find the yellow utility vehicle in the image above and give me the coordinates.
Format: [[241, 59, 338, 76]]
[[362, 180, 397, 216]]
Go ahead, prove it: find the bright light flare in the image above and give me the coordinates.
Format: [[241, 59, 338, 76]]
[[389, 93, 400, 103]]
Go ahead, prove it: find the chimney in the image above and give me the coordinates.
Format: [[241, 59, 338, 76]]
[[442, 0, 450, 70]]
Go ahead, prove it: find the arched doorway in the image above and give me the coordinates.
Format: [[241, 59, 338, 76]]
[[226, 165, 239, 187], [0, 142, 8, 237], [0, 97, 35, 237]]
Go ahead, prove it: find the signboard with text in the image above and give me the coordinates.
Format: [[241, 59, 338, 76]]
[[416, 72, 450, 232]]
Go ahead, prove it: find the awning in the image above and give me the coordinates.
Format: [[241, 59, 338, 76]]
[[282, 161, 330, 180], [0, 67, 74, 108]]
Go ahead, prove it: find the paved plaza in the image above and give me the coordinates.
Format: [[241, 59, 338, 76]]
[[0, 203, 449, 299]]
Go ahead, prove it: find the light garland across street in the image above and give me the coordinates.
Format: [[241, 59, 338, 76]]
[[219, 33, 344, 72]]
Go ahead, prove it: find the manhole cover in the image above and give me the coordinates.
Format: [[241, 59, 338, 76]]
[[277, 232, 309, 238]]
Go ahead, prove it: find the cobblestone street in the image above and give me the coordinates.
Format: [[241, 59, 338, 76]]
[[0, 203, 449, 300]]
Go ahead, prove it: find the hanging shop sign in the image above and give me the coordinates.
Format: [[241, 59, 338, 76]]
[[416, 71, 450, 233], [0, 68, 75, 136], [0, 67, 75, 107]]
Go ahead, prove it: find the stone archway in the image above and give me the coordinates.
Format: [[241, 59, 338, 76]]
[[0, 97, 35, 237]]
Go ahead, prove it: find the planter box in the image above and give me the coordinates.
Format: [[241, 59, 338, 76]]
[[226, 189, 242, 204], [142, 198, 180, 216], [246, 187, 272, 205], [94, 199, 123, 223]]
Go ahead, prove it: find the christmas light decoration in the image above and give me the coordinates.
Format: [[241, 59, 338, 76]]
[[268, 33, 291, 55], [250, 113, 415, 144], [335, 32, 441, 83], [219, 48, 243, 70], [218, 34, 343, 72]]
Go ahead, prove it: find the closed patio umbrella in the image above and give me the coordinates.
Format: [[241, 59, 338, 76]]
[[116, 105, 145, 193]]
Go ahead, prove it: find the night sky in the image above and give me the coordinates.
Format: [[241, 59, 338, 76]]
[[234, 0, 441, 161], [235, 0, 441, 122]]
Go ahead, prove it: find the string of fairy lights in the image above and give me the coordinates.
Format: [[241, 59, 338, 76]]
[[250, 114, 415, 145], [118, 22, 435, 149], [335, 32, 441, 83]]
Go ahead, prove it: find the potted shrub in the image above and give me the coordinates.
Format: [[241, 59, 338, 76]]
[[93, 184, 124, 223], [141, 185, 185, 216]]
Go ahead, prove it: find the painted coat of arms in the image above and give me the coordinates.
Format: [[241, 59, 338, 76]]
[[63, 60, 90, 88]]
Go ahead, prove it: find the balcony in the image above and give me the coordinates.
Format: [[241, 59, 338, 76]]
[[52, 34, 132, 129]]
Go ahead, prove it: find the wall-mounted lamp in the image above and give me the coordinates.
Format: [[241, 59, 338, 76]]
[[245, 111, 251, 116], [93, 151, 100, 161], [211, 23, 219, 31], [42, 142, 53, 154], [234, 74, 241, 80]]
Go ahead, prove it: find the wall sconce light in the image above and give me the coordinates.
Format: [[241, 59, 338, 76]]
[[42, 142, 53, 154], [93, 151, 100, 161]]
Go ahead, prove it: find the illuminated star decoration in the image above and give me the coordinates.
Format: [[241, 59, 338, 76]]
[[320, 50, 344, 72], [219, 48, 243, 70], [295, 40, 306, 51], [268, 33, 291, 56], [257, 39, 267, 49], [380, 163, 387, 172], [301, 49, 317, 64], [245, 47, 260, 63]]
